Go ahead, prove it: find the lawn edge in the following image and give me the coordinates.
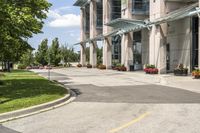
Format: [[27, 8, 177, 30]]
[[0, 88, 76, 123]]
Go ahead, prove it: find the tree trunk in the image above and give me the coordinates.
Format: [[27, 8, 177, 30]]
[[7, 61, 10, 72]]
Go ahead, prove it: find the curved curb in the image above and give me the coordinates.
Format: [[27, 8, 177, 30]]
[[0, 89, 76, 124]]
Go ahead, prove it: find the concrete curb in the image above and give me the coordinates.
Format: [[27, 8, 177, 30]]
[[0, 89, 76, 124]]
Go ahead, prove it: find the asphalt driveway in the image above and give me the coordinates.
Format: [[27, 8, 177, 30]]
[[2, 68, 200, 133]]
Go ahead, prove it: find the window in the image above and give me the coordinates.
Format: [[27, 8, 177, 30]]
[[132, 0, 149, 15], [85, 5, 90, 33], [96, 0, 103, 28], [134, 0, 143, 10], [111, 0, 121, 20]]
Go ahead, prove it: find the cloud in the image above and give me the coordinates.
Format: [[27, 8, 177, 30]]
[[56, 6, 72, 12], [47, 10, 80, 28]]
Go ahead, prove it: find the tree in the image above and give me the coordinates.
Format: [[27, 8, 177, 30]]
[[49, 38, 61, 66], [20, 50, 34, 67], [0, 0, 51, 71], [60, 44, 79, 65], [35, 39, 48, 66]]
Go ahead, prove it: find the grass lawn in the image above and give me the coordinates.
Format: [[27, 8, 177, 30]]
[[0, 70, 68, 114]]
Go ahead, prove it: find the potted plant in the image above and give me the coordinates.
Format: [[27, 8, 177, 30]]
[[77, 64, 82, 68], [174, 64, 188, 76], [119, 64, 127, 71], [144, 64, 158, 74], [98, 64, 106, 70], [192, 69, 200, 79], [87, 64, 92, 68]]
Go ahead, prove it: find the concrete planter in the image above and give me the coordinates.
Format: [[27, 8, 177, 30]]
[[174, 69, 188, 76]]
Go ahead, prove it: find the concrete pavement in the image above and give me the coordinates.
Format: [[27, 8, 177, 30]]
[[2, 68, 200, 133]]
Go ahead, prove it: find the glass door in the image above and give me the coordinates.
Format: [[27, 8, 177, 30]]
[[133, 31, 142, 70], [192, 17, 199, 70]]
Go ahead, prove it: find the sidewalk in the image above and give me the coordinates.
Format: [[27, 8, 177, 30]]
[[126, 71, 200, 94], [48, 68, 200, 94]]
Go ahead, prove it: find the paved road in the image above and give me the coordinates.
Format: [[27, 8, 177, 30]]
[[2, 68, 200, 133]]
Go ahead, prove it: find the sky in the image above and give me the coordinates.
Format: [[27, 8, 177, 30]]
[[28, 0, 81, 51]]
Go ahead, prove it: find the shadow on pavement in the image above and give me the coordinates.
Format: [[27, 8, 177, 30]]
[[67, 84, 200, 104]]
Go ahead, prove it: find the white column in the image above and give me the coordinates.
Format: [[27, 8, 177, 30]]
[[103, 0, 112, 69], [89, 0, 97, 67], [199, 1, 200, 69], [80, 43, 86, 66], [90, 41, 97, 67], [80, 8, 86, 66], [149, 0, 167, 74], [121, 33, 133, 71], [103, 38, 112, 69], [80, 8, 86, 42], [149, 24, 167, 73]]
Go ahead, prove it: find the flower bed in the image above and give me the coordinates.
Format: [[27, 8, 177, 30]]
[[192, 69, 200, 79], [174, 64, 188, 76], [144, 64, 158, 74]]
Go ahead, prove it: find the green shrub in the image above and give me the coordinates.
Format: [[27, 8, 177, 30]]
[[0, 80, 4, 85], [17, 64, 26, 69], [145, 64, 156, 69]]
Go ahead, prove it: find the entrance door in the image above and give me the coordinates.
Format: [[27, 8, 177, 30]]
[[112, 35, 121, 65], [192, 17, 199, 70], [133, 31, 142, 70], [166, 43, 170, 72]]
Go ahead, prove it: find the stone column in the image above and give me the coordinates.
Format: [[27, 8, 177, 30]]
[[121, 33, 133, 71], [199, 1, 200, 69], [103, 37, 112, 69], [149, 0, 167, 74], [89, 0, 97, 67], [90, 41, 97, 67], [103, 0, 112, 69], [80, 43, 86, 66], [120, 0, 134, 71], [80, 8, 86, 66]]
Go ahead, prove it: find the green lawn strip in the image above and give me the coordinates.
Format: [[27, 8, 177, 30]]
[[0, 70, 68, 114]]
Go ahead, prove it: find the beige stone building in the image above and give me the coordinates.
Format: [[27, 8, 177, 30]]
[[74, 0, 200, 74]]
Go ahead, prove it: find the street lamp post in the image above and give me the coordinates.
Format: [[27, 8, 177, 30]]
[[48, 53, 51, 80]]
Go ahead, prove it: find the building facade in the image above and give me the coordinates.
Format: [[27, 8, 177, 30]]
[[74, 0, 200, 74]]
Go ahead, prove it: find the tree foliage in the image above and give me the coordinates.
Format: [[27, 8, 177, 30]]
[[49, 38, 61, 66], [60, 44, 79, 64], [0, 0, 51, 70], [35, 39, 48, 66]]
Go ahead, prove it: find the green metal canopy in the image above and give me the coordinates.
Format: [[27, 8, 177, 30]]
[[73, 0, 90, 7], [105, 18, 148, 35], [73, 2, 200, 46]]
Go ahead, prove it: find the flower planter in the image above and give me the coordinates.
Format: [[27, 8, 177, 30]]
[[174, 69, 188, 76], [192, 70, 200, 79], [87, 64, 92, 68], [77, 64, 82, 68], [144, 66, 158, 74], [98, 64, 106, 70]]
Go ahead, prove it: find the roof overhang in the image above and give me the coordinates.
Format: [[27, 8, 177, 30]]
[[73, 0, 90, 7], [150, 2, 200, 25]]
